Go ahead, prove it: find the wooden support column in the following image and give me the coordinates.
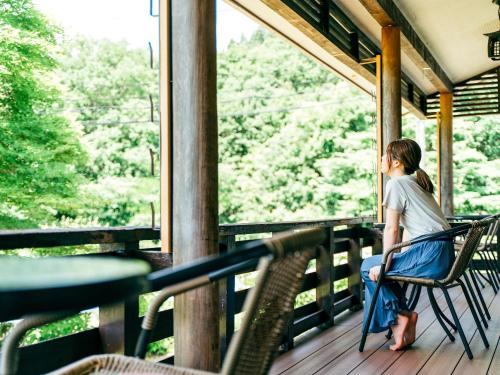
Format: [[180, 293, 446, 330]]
[[376, 26, 402, 222], [172, 0, 220, 371], [160, 0, 173, 253], [437, 92, 454, 216]]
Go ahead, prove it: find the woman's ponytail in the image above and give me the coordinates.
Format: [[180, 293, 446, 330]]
[[387, 139, 436, 195], [416, 168, 434, 194]]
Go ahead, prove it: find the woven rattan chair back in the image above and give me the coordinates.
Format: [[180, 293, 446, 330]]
[[485, 218, 499, 247], [440, 222, 489, 285], [221, 232, 318, 375]]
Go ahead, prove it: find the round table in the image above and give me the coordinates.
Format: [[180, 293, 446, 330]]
[[0, 255, 151, 321]]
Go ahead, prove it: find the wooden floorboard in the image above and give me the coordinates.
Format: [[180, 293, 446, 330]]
[[271, 283, 500, 375], [272, 289, 433, 374], [386, 287, 495, 375], [349, 289, 460, 375], [452, 288, 500, 375], [487, 336, 500, 374], [269, 310, 363, 375], [417, 286, 496, 375]]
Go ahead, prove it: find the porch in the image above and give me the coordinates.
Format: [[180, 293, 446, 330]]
[[271, 272, 500, 375]]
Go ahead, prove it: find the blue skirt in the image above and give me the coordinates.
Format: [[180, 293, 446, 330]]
[[361, 239, 455, 333]]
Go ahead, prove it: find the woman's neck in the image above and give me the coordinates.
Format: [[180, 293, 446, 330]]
[[389, 169, 406, 178]]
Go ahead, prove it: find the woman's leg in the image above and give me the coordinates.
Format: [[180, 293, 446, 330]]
[[361, 256, 408, 334], [362, 255, 420, 350]]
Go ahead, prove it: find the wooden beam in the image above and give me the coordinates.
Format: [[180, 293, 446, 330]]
[[172, 0, 220, 371], [438, 92, 454, 215], [160, 0, 173, 253], [376, 54, 383, 223], [381, 26, 402, 143], [235, 0, 426, 119], [358, 0, 453, 92], [379, 26, 402, 222]]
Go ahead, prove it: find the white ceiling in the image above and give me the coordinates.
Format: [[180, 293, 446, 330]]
[[336, 0, 500, 93]]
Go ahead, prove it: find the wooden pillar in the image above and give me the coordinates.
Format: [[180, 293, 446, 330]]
[[172, 0, 220, 371], [437, 92, 454, 215], [377, 26, 402, 222], [381, 26, 402, 144], [160, 0, 172, 253]]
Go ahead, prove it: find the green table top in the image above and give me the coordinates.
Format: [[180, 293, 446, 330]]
[[0, 256, 151, 291]]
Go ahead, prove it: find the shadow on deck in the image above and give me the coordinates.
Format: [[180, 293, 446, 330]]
[[271, 282, 500, 375]]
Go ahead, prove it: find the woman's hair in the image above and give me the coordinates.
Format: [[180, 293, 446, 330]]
[[386, 138, 434, 194]]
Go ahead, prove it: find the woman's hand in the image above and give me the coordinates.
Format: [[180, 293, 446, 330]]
[[369, 265, 381, 281]]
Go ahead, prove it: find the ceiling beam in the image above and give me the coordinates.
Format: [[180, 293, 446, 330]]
[[358, 0, 454, 92], [238, 0, 427, 118]]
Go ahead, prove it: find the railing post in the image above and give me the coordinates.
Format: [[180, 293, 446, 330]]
[[372, 228, 383, 256], [316, 226, 335, 327], [219, 234, 236, 362], [348, 225, 363, 311], [99, 241, 140, 355]]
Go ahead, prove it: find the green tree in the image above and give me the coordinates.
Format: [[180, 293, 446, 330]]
[[0, 0, 86, 228], [218, 29, 377, 223]]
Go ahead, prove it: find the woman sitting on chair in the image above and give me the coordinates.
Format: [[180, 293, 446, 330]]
[[361, 138, 454, 351]]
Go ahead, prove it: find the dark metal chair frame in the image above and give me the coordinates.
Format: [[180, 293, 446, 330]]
[[359, 218, 495, 359]]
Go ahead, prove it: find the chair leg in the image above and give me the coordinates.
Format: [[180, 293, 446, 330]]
[[427, 287, 455, 342], [471, 261, 486, 289], [439, 284, 474, 359], [469, 268, 491, 321], [462, 273, 488, 329], [478, 252, 498, 293], [408, 285, 422, 311], [484, 250, 500, 284], [385, 328, 393, 340], [482, 250, 498, 284], [477, 266, 494, 290], [359, 281, 382, 352], [457, 279, 489, 349]]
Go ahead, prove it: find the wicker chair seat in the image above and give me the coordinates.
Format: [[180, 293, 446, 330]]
[[50, 354, 214, 375], [384, 274, 436, 287]]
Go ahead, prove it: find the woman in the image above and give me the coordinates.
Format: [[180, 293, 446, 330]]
[[361, 138, 454, 351]]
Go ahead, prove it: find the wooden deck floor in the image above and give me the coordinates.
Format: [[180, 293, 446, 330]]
[[271, 283, 500, 375]]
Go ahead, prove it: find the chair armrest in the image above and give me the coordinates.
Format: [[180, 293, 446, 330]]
[[381, 239, 412, 265]]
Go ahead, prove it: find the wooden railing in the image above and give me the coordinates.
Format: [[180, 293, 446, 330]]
[[0, 215, 388, 374], [2, 214, 498, 373]]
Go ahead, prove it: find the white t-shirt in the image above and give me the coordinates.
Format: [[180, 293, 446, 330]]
[[382, 174, 451, 239]]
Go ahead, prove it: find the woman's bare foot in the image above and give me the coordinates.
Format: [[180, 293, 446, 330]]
[[390, 314, 410, 351], [405, 312, 418, 346]]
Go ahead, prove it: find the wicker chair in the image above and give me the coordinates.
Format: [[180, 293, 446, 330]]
[[359, 218, 494, 359], [49, 228, 326, 375], [456, 217, 499, 292], [477, 218, 500, 286]]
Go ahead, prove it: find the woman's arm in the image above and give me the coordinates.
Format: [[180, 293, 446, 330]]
[[369, 207, 401, 281], [383, 208, 401, 270]]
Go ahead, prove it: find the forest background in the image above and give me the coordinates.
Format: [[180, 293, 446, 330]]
[[0, 0, 498, 357]]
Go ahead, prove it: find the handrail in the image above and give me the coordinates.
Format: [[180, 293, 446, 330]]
[[0, 216, 375, 250]]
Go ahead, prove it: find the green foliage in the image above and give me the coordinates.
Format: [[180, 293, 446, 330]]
[[58, 36, 159, 179], [0, 0, 86, 228], [218, 29, 377, 223]]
